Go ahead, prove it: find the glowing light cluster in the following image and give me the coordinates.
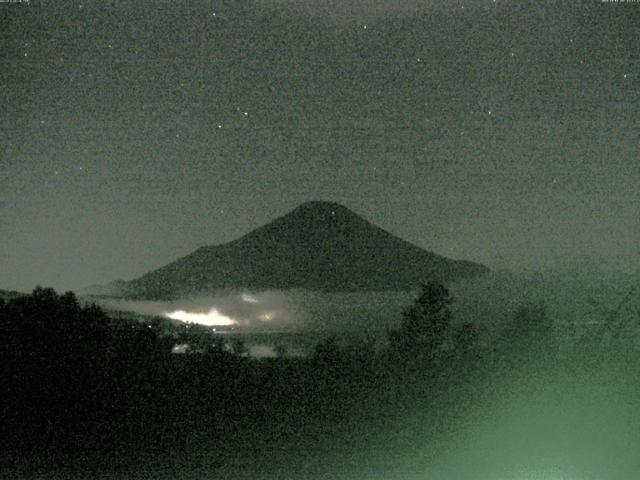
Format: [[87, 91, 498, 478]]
[[241, 293, 258, 303], [165, 308, 237, 326]]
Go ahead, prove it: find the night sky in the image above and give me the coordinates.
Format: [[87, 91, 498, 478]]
[[2, 0, 638, 292]]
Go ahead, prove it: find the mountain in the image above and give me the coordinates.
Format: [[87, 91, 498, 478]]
[[112, 201, 489, 299], [0, 289, 25, 302]]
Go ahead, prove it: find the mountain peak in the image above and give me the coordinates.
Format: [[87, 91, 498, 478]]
[[285, 201, 360, 222], [292, 200, 350, 213], [117, 202, 489, 298], [239, 201, 374, 246]]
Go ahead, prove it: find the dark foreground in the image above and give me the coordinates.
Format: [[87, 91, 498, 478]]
[[2, 288, 640, 479]]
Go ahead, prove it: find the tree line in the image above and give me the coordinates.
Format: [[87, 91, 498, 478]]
[[1, 281, 636, 475]]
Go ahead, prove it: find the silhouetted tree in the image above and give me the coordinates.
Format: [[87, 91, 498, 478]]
[[390, 281, 453, 357], [274, 343, 288, 358], [0, 287, 115, 435], [231, 338, 248, 357], [313, 335, 343, 368], [346, 334, 377, 359], [454, 322, 479, 355]]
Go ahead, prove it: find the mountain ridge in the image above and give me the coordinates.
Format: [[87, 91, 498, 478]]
[[91, 202, 489, 299]]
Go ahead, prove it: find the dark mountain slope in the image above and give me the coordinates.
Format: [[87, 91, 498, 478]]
[[121, 201, 488, 299]]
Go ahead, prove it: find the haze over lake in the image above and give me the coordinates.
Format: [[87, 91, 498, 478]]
[[89, 269, 639, 357]]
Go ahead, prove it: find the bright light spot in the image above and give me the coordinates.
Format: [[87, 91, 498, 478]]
[[166, 308, 237, 326], [241, 293, 258, 303], [171, 343, 191, 354], [259, 312, 275, 321]]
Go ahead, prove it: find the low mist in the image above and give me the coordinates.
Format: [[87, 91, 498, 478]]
[[90, 269, 639, 354]]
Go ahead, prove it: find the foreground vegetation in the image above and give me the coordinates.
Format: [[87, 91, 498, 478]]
[[1, 284, 639, 479]]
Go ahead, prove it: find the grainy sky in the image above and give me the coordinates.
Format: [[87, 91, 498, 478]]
[[1, 0, 638, 292]]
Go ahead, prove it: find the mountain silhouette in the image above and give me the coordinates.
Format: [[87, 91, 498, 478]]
[[0, 289, 24, 302], [115, 201, 488, 299]]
